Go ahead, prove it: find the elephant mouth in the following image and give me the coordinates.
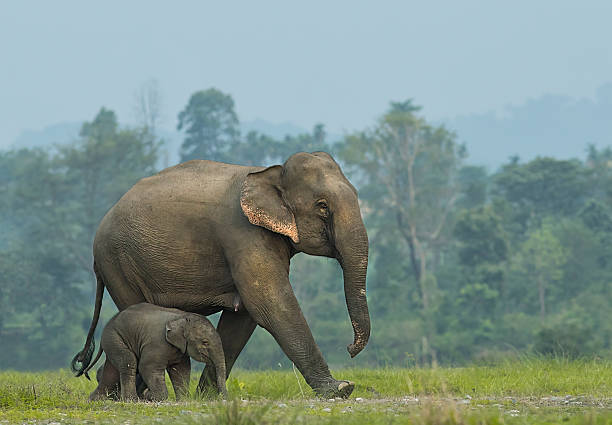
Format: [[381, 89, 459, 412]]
[[197, 350, 211, 365]]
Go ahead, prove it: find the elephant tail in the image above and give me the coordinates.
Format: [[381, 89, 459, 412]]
[[71, 262, 104, 377], [82, 345, 104, 381]]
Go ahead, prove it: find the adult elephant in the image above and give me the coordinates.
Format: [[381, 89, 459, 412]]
[[72, 151, 370, 398]]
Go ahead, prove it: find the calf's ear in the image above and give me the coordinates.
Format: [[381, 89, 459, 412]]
[[165, 317, 187, 354]]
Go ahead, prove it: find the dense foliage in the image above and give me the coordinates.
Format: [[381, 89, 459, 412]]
[[1, 89, 610, 370]]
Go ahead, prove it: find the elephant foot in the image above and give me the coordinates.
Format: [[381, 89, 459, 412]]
[[88, 391, 105, 402], [144, 392, 168, 402], [89, 387, 114, 401], [314, 380, 355, 399]]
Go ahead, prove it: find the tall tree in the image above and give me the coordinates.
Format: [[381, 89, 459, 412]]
[[456, 165, 488, 209], [451, 206, 508, 349], [228, 123, 330, 166], [493, 157, 589, 226], [339, 100, 465, 364], [0, 108, 159, 369], [58, 108, 159, 269], [585, 145, 612, 205], [514, 223, 567, 320], [178, 88, 240, 162], [134, 79, 163, 137]]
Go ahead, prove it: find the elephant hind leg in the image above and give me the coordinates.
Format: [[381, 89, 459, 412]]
[[113, 349, 139, 401], [89, 360, 120, 401], [139, 367, 168, 401], [136, 373, 148, 399]]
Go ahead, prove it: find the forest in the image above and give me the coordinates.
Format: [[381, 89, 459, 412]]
[[1, 88, 611, 370]]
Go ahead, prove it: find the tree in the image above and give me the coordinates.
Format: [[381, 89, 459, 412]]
[[134, 79, 163, 137], [272, 123, 329, 161], [454, 206, 508, 270], [228, 123, 331, 167], [514, 223, 567, 320], [446, 206, 508, 355], [493, 157, 590, 227], [57, 108, 159, 270], [456, 165, 488, 209], [339, 100, 465, 364], [0, 108, 159, 369], [585, 145, 612, 205], [229, 131, 278, 166], [178, 88, 240, 162]]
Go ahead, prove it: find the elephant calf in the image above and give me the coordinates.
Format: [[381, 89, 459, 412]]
[[86, 303, 227, 401]]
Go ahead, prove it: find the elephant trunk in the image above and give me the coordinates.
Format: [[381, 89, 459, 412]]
[[334, 206, 370, 358], [210, 343, 228, 399]]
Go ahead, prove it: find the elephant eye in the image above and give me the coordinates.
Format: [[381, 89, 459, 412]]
[[316, 200, 330, 219]]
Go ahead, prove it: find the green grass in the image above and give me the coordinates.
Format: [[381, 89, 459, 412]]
[[0, 358, 611, 424]]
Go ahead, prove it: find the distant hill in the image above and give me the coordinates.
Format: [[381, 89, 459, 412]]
[[11, 122, 82, 150], [447, 83, 612, 170]]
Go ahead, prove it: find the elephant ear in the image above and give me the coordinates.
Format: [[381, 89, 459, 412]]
[[165, 317, 187, 354], [240, 165, 299, 243]]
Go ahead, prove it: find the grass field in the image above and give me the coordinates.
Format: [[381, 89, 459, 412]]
[[0, 358, 611, 424]]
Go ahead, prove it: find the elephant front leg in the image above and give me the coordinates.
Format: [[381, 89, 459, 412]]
[[138, 352, 169, 401], [197, 310, 257, 395], [167, 356, 191, 400], [231, 259, 354, 398], [139, 366, 168, 401]]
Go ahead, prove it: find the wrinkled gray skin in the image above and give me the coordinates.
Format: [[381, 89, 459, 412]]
[[74, 152, 370, 398], [87, 303, 227, 401]]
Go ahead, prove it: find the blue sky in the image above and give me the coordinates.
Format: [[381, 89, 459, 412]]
[[1, 1, 611, 149]]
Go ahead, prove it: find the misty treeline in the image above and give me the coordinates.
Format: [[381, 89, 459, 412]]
[[1, 88, 611, 370]]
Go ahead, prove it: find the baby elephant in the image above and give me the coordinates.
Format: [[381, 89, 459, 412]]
[[86, 303, 227, 401]]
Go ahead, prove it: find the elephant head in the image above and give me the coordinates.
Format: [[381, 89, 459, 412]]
[[240, 151, 370, 357], [166, 315, 228, 398]]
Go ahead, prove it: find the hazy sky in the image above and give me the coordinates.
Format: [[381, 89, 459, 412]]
[[1, 1, 611, 147]]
